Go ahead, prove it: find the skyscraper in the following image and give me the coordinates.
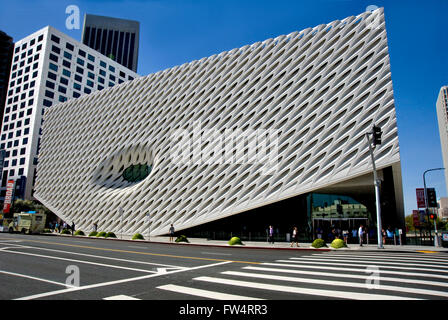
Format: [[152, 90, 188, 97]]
[[0, 26, 139, 202], [81, 14, 139, 72], [436, 86, 448, 192], [0, 31, 14, 133]]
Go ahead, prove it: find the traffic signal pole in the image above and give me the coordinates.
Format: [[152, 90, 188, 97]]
[[423, 168, 445, 247], [366, 128, 383, 249]]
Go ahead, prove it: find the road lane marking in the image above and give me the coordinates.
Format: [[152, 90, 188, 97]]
[[157, 284, 263, 300], [193, 276, 418, 300], [0, 237, 260, 265], [222, 271, 448, 298], [103, 295, 141, 300], [311, 253, 448, 263], [15, 261, 233, 300], [243, 266, 448, 288], [261, 262, 448, 281], [0, 248, 157, 274], [10, 244, 186, 270], [276, 258, 448, 273], [0, 270, 76, 288]]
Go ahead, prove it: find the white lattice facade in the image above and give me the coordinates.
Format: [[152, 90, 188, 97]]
[[35, 8, 402, 236]]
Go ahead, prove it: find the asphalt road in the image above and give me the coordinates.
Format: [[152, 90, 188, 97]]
[[1, 232, 448, 302]]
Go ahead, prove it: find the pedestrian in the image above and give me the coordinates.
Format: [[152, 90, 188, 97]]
[[169, 224, 175, 242], [71, 222, 75, 235], [290, 226, 299, 247], [382, 228, 386, 245], [268, 225, 274, 244], [93, 222, 98, 232], [55, 222, 59, 233], [343, 229, 349, 243], [358, 224, 364, 246]]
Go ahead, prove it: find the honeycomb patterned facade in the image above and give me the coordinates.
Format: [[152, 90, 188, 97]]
[[35, 8, 401, 236]]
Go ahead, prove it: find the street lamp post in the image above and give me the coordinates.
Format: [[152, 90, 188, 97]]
[[423, 168, 445, 247], [366, 128, 383, 249]]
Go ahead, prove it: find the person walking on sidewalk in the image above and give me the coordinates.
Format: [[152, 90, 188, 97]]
[[290, 226, 299, 247], [358, 224, 365, 246], [268, 225, 274, 244], [169, 224, 175, 242]]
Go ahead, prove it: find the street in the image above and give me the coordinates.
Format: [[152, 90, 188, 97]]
[[0, 233, 447, 301]]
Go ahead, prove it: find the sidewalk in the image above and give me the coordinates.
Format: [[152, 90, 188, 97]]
[[57, 232, 448, 252]]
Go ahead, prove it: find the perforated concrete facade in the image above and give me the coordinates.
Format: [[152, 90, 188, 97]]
[[35, 8, 402, 236]]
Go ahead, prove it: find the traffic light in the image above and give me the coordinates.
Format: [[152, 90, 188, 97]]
[[427, 188, 437, 208], [429, 213, 436, 220], [372, 125, 382, 146]]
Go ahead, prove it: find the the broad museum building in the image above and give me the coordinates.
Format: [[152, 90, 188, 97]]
[[35, 8, 405, 242]]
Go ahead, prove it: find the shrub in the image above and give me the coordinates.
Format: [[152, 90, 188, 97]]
[[42, 228, 52, 233], [311, 239, 327, 248], [132, 233, 144, 240], [89, 231, 98, 237], [105, 232, 117, 238], [175, 235, 189, 243], [60, 229, 71, 235], [331, 238, 347, 249], [74, 230, 85, 236], [228, 236, 243, 246], [96, 231, 107, 237]]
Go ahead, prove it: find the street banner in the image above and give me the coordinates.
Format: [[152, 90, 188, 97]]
[[3, 180, 15, 214], [416, 188, 426, 208], [412, 210, 420, 227]]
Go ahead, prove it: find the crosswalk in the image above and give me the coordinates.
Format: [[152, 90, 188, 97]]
[[157, 251, 448, 300]]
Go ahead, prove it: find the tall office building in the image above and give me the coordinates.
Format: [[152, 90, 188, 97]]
[[0, 26, 138, 202], [81, 14, 139, 72], [436, 86, 448, 193], [0, 31, 14, 133]]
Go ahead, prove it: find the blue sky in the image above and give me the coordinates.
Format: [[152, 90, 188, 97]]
[[1, 0, 447, 216]]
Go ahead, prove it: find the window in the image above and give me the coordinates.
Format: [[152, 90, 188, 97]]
[[32, 71, 38, 78], [74, 74, 82, 82], [66, 42, 74, 51], [64, 51, 72, 60], [100, 61, 107, 68], [119, 71, 125, 78], [48, 71, 57, 80], [30, 39, 35, 46], [78, 49, 86, 57], [58, 85, 67, 94], [109, 74, 116, 81], [18, 168, 24, 175], [32, 62, 39, 69], [86, 80, 94, 87], [60, 77, 69, 85], [45, 90, 54, 99], [49, 63, 58, 72], [46, 81, 55, 89], [43, 99, 52, 107], [76, 66, 84, 74], [87, 63, 94, 71], [87, 54, 95, 62], [19, 158, 25, 165], [51, 35, 60, 44], [77, 58, 84, 66], [99, 69, 106, 77], [98, 85, 104, 90], [62, 60, 71, 68], [59, 95, 67, 102], [98, 77, 104, 84], [51, 45, 61, 54], [109, 65, 115, 73], [62, 69, 71, 77], [73, 83, 81, 91], [84, 88, 91, 94], [36, 44, 42, 51], [88, 72, 94, 79], [73, 92, 80, 98]]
